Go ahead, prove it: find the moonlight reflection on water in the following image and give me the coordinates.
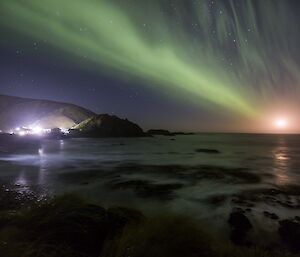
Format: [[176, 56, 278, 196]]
[[1, 134, 300, 225]]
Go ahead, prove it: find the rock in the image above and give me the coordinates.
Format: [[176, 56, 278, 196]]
[[278, 219, 300, 251], [195, 148, 220, 154], [263, 211, 279, 220], [205, 195, 227, 206], [107, 179, 183, 200], [147, 129, 194, 136], [172, 131, 194, 135], [0, 94, 94, 131], [71, 114, 145, 137], [44, 127, 64, 139], [233, 207, 245, 213], [107, 207, 145, 225], [147, 129, 173, 136], [228, 210, 252, 245], [231, 197, 255, 207], [23, 195, 143, 256]]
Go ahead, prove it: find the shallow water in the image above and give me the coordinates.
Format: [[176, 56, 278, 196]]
[[1, 134, 300, 237]]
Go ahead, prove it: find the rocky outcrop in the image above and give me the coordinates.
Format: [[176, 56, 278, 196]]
[[0, 94, 95, 131], [147, 129, 194, 136], [195, 148, 220, 154], [147, 129, 173, 136], [70, 114, 145, 137]]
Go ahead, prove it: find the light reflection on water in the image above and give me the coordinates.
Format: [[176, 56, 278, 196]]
[[1, 134, 300, 200], [1, 134, 300, 228], [272, 136, 291, 185]]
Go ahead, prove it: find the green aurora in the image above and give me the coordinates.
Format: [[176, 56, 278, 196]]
[[1, 0, 299, 120]]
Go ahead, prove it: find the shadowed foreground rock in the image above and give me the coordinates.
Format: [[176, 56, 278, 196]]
[[0, 193, 298, 257], [278, 218, 300, 251], [228, 209, 252, 245], [0, 195, 144, 257], [195, 148, 221, 154]]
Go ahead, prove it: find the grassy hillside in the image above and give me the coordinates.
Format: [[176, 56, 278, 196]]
[[0, 95, 95, 131]]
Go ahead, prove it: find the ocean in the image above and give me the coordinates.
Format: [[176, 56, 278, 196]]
[[1, 134, 300, 240]]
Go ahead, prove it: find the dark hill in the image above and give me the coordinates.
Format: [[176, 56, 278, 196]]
[[71, 114, 145, 137], [0, 95, 95, 131]]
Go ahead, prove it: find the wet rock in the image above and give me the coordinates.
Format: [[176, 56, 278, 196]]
[[205, 195, 227, 206], [168, 151, 178, 154], [278, 200, 300, 209], [232, 207, 245, 213], [228, 210, 252, 245], [226, 170, 260, 184], [192, 166, 260, 184], [16, 195, 144, 257], [195, 148, 220, 154], [108, 179, 183, 200], [263, 211, 279, 220], [0, 183, 44, 212], [114, 164, 260, 185], [278, 218, 300, 251], [231, 197, 255, 208], [107, 207, 145, 225]]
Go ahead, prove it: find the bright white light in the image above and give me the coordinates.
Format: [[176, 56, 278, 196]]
[[60, 128, 69, 134], [32, 126, 43, 134], [18, 131, 26, 136], [15, 127, 20, 131], [275, 118, 288, 129], [38, 148, 43, 155]]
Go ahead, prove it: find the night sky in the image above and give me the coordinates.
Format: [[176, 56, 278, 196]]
[[1, 0, 300, 133]]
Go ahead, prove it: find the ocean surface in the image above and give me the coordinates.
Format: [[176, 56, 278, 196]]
[[1, 134, 300, 238]]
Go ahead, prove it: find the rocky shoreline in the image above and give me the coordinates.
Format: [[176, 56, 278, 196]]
[[1, 161, 300, 257], [0, 183, 298, 257]]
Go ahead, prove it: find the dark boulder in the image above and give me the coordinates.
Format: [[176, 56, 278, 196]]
[[195, 149, 220, 154], [278, 218, 300, 251], [228, 210, 252, 245], [18, 195, 144, 257], [263, 211, 279, 220]]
